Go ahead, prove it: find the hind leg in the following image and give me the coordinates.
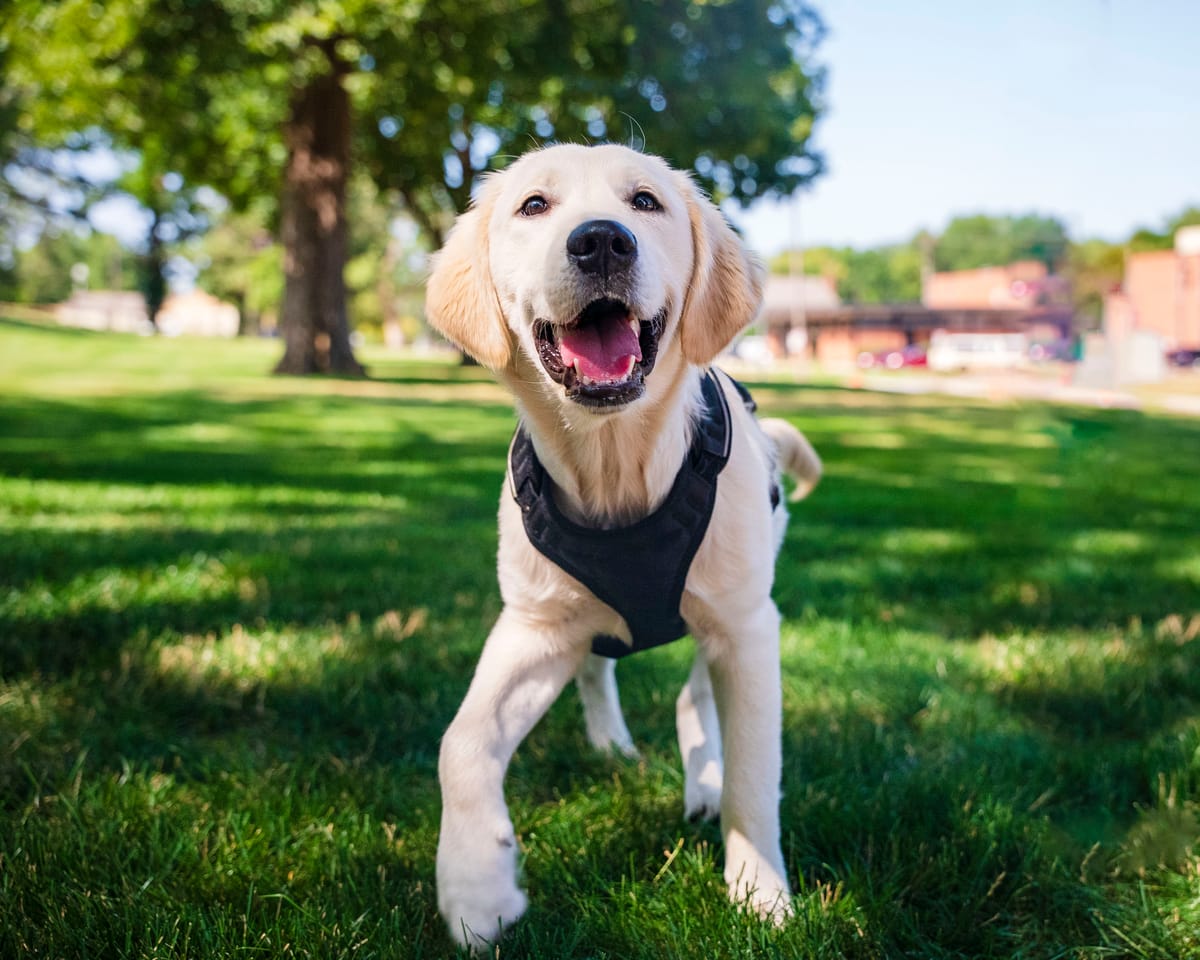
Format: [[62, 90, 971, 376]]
[[677, 651, 723, 821], [575, 654, 638, 757]]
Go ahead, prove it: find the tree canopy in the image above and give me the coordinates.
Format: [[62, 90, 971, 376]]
[[3, 0, 827, 373], [765, 208, 1200, 321], [933, 213, 1069, 273], [770, 242, 922, 304], [1128, 206, 1200, 253], [5, 0, 825, 226]]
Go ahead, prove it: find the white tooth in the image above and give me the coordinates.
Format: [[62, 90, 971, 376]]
[[623, 355, 636, 377], [628, 317, 640, 335], [572, 358, 582, 376]]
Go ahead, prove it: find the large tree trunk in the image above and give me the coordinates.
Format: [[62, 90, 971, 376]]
[[274, 68, 365, 376]]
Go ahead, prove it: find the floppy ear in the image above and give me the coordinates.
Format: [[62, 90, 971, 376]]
[[424, 194, 512, 370], [677, 176, 765, 366]]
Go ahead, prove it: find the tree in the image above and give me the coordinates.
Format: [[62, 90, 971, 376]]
[[1064, 238, 1124, 329], [1, 49, 114, 293], [1, 27, 202, 327], [0, 70, 139, 305], [116, 161, 217, 328], [4, 0, 825, 375], [11, 228, 136, 304], [1128, 206, 1200, 253], [10, 227, 91, 304], [342, 177, 429, 344], [769, 244, 846, 282], [841, 244, 922, 304], [935, 213, 1069, 272], [359, 0, 827, 246], [194, 202, 284, 337], [769, 240, 921, 304]]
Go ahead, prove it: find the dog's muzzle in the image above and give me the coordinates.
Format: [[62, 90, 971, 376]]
[[533, 220, 664, 410]]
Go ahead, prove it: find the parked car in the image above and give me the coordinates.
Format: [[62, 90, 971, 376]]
[[1166, 346, 1200, 368], [856, 344, 927, 370], [927, 330, 1028, 372]]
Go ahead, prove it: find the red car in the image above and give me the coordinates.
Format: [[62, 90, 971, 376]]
[[857, 345, 928, 370]]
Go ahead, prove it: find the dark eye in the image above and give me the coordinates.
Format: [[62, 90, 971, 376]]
[[519, 195, 550, 217], [631, 191, 661, 212]]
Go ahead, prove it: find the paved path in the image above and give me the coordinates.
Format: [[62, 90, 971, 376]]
[[850, 369, 1200, 416]]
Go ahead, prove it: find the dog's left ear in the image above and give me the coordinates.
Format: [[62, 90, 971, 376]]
[[424, 190, 512, 371], [677, 176, 765, 366]]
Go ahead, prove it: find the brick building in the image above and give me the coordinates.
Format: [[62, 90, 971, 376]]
[[762, 261, 1072, 367], [1111, 227, 1200, 349], [923, 260, 1069, 311]]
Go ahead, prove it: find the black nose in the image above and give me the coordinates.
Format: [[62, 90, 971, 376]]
[[566, 220, 638, 277]]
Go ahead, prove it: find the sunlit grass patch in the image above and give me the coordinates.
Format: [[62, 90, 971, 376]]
[[2, 318, 1200, 958], [876, 527, 975, 554]]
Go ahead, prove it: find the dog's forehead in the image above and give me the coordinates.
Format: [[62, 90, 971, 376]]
[[495, 145, 680, 206]]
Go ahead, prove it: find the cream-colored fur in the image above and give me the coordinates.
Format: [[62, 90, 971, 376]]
[[425, 144, 821, 949]]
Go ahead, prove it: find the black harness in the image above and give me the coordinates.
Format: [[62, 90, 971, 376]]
[[509, 370, 753, 659]]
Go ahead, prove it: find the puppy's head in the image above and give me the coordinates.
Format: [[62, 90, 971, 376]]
[[425, 144, 762, 412]]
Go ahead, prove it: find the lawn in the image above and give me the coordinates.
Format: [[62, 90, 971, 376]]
[[1, 316, 1199, 959]]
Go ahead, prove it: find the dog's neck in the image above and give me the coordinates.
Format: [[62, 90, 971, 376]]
[[503, 350, 702, 528]]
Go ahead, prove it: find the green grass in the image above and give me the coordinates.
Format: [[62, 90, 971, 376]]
[[2, 315, 1199, 959]]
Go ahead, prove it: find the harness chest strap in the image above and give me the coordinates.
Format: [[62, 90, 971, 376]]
[[509, 370, 742, 659]]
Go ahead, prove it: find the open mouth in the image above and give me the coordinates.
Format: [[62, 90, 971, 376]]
[[534, 298, 663, 409]]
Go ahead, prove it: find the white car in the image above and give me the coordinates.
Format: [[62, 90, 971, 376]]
[[927, 330, 1028, 372]]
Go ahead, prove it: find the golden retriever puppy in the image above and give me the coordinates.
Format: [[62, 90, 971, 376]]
[[424, 143, 821, 949]]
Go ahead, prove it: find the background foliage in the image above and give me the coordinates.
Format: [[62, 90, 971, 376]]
[[3, 0, 1197, 345], [768, 207, 1200, 327], [1, 0, 826, 365]]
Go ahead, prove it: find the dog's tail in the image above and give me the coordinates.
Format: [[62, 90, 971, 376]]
[[760, 418, 822, 502]]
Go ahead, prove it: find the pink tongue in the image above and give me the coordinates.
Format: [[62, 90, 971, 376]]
[[559, 313, 641, 381]]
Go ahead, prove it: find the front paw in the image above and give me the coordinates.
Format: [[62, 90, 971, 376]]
[[729, 874, 793, 925], [725, 851, 792, 925], [437, 823, 527, 949], [439, 879, 527, 950]]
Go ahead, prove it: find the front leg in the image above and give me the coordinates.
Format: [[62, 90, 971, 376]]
[[704, 602, 792, 922], [437, 607, 585, 949]]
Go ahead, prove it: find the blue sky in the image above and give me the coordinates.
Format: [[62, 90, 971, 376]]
[[731, 0, 1200, 255]]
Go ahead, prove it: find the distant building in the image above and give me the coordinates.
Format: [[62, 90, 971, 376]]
[[157, 290, 240, 338], [56, 291, 151, 334], [1110, 227, 1200, 349], [1088, 227, 1200, 386], [923, 260, 1069, 311], [758, 275, 841, 356], [762, 263, 1071, 368], [55, 289, 240, 337], [761, 274, 842, 317]]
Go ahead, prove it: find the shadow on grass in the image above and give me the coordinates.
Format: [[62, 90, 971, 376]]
[[0, 387, 515, 679], [765, 645, 1197, 956], [0, 389, 513, 492], [760, 384, 1200, 640], [3, 351, 1199, 956]]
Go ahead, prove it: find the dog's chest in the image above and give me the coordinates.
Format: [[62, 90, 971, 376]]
[[509, 371, 736, 658]]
